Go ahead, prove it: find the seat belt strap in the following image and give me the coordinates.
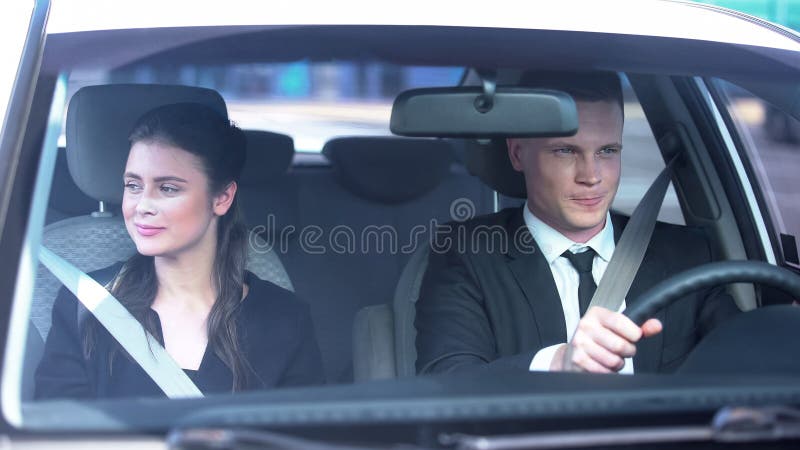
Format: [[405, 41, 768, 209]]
[[588, 158, 676, 312], [39, 247, 203, 398]]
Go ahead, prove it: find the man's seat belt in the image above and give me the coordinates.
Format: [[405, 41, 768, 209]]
[[587, 158, 677, 314], [38, 247, 204, 398]]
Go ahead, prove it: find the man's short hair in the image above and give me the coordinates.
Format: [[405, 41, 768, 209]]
[[518, 71, 624, 116]]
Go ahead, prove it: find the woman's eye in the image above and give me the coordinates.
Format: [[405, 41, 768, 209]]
[[160, 185, 179, 194], [124, 181, 142, 192]]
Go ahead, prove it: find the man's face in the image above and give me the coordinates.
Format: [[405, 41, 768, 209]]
[[507, 100, 623, 243]]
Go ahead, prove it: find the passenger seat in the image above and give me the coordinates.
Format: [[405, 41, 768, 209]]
[[45, 148, 99, 224], [24, 84, 294, 400], [238, 129, 299, 249]]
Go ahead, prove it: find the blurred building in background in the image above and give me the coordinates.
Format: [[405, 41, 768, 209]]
[[696, 0, 800, 31]]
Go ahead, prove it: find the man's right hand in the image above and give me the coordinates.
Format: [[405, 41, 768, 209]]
[[550, 307, 663, 373]]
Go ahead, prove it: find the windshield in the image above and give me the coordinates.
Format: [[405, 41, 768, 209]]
[[7, 19, 800, 441]]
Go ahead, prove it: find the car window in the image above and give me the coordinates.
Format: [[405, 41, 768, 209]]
[[29, 67, 684, 406], [614, 78, 683, 225], [714, 79, 800, 269], [66, 62, 464, 152], [25, 68, 698, 400]]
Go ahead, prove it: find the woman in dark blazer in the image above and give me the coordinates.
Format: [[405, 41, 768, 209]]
[[35, 103, 324, 399]]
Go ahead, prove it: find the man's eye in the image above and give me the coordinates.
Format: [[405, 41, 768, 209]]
[[598, 147, 620, 156], [553, 147, 574, 155], [160, 185, 179, 194]]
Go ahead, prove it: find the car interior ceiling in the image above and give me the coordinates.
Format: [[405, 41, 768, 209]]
[[23, 24, 796, 402], [43, 25, 800, 79]]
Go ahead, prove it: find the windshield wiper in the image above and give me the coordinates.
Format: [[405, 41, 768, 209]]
[[439, 406, 800, 450]]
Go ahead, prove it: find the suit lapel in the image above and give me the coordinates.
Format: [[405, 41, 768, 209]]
[[610, 214, 666, 373], [505, 207, 568, 347]]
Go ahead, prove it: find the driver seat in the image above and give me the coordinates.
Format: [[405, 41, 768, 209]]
[[354, 130, 759, 380]]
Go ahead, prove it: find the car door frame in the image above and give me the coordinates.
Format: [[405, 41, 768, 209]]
[[0, 0, 52, 431], [628, 73, 761, 311]]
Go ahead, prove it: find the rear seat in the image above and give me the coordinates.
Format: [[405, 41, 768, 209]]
[[275, 137, 494, 383], [238, 130, 299, 243]]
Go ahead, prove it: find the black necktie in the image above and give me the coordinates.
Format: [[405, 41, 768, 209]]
[[561, 248, 597, 317]]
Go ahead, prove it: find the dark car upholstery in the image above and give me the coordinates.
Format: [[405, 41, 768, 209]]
[[273, 137, 494, 382]]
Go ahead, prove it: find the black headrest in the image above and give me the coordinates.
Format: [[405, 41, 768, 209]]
[[322, 137, 454, 204], [65, 84, 227, 204], [240, 130, 295, 187], [463, 139, 527, 198]]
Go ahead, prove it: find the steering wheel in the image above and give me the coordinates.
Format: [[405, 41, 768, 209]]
[[624, 261, 800, 325]]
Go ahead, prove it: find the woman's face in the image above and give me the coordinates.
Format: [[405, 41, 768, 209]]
[[122, 140, 234, 259]]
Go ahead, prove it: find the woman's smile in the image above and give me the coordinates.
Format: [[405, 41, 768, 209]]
[[134, 223, 166, 237]]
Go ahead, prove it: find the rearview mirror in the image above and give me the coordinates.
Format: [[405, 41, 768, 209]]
[[390, 87, 578, 138]]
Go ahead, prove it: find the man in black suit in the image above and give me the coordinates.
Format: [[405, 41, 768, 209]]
[[415, 71, 739, 375]]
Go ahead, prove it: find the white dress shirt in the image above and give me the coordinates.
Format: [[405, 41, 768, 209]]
[[523, 205, 634, 374]]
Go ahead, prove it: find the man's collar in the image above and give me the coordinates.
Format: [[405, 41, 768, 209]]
[[522, 203, 615, 265]]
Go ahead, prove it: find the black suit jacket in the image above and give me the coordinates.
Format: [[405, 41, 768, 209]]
[[415, 207, 740, 375]]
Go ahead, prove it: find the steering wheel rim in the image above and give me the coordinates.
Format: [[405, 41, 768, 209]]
[[624, 261, 800, 325]]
